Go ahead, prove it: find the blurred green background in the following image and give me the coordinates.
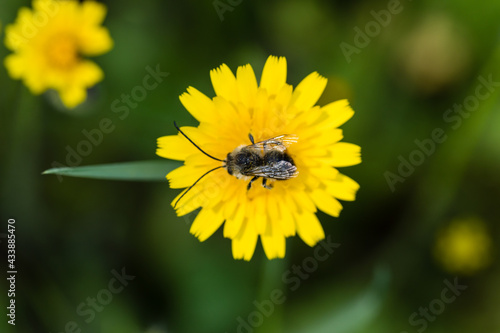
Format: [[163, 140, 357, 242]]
[[1, 0, 499, 332]]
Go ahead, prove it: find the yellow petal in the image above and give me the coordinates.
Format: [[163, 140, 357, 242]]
[[190, 207, 225, 242], [171, 170, 227, 215], [322, 99, 355, 128], [232, 219, 258, 261], [308, 165, 339, 181], [260, 56, 287, 96], [299, 168, 321, 190], [156, 135, 198, 161], [329, 143, 361, 167], [33, 0, 68, 15], [172, 187, 204, 216], [325, 174, 360, 201], [236, 64, 258, 107], [179, 87, 216, 123], [167, 165, 215, 189], [290, 72, 327, 111], [4, 54, 25, 79], [80, 0, 107, 25], [173, 126, 224, 160], [54, 61, 103, 108], [78, 2, 113, 55], [223, 201, 246, 238], [291, 190, 317, 213], [309, 189, 343, 217], [221, 179, 242, 202], [267, 196, 280, 227], [210, 63, 238, 103], [221, 190, 238, 217], [73, 60, 103, 86], [251, 88, 271, 133], [295, 211, 325, 247], [261, 222, 286, 259], [59, 85, 86, 108], [254, 195, 268, 235], [276, 200, 296, 237], [212, 97, 249, 136], [24, 66, 47, 94], [4, 8, 33, 51], [295, 129, 344, 155], [79, 27, 113, 55], [199, 172, 231, 210]]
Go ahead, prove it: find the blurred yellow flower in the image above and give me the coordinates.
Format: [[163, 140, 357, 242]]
[[4, 0, 113, 108], [434, 218, 493, 275], [157, 55, 361, 260]]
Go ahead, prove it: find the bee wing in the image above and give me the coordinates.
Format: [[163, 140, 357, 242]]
[[247, 161, 298, 180], [249, 134, 299, 152]]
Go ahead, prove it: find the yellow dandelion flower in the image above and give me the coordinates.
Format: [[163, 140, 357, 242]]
[[434, 218, 493, 275], [4, 0, 113, 108], [157, 56, 361, 260]]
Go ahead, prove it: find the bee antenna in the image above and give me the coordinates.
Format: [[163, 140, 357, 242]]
[[173, 166, 224, 209], [174, 122, 224, 162]]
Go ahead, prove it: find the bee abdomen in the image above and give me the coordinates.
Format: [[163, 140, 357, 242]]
[[264, 150, 295, 166]]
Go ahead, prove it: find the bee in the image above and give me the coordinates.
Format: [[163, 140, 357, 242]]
[[173, 122, 299, 208]]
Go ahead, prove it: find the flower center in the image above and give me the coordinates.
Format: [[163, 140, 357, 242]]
[[46, 34, 79, 69]]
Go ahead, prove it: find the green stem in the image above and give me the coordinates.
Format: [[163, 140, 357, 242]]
[[254, 255, 289, 333]]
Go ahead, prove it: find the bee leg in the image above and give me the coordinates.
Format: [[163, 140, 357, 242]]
[[247, 176, 258, 191], [262, 178, 273, 189], [248, 133, 255, 144]]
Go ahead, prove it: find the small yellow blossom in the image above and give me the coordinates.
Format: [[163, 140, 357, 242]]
[[157, 56, 361, 260], [434, 218, 493, 275], [4, 0, 113, 108]]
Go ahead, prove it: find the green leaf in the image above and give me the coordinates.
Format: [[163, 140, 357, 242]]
[[42, 160, 182, 181]]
